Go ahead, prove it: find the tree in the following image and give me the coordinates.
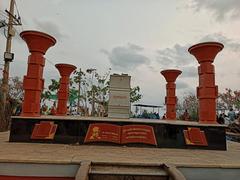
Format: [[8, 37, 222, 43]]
[[218, 88, 240, 110], [85, 68, 111, 116], [178, 93, 198, 121], [41, 79, 60, 104], [73, 68, 86, 114], [8, 76, 24, 101], [0, 76, 23, 131], [130, 86, 142, 103], [40, 68, 142, 117]]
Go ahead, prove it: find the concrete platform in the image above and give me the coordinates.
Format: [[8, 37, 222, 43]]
[[9, 116, 227, 150], [14, 116, 227, 127], [1, 131, 240, 168]]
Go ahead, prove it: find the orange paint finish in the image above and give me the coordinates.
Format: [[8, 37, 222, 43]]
[[84, 123, 157, 145], [189, 42, 224, 124], [31, 121, 57, 140], [20, 31, 56, 117], [55, 64, 76, 116], [161, 69, 182, 120], [183, 127, 208, 146]]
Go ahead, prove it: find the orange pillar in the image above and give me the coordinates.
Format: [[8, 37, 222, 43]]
[[20, 31, 56, 117], [55, 64, 76, 115], [188, 42, 224, 124], [161, 69, 182, 120]]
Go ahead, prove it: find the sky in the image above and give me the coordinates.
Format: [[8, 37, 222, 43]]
[[0, 0, 240, 107]]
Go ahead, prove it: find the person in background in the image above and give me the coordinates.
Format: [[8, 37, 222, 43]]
[[217, 112, 225, 124], [97, 102, 105, 117], [182, 109, 190, 121], [228, 108, 236, 122], [41, 103, 48, 115], [162, 113, 166, 120]]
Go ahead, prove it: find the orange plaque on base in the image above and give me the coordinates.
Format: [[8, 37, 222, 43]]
[[183, 127, 208, 146], [84, 123, 157, 146], [84, 123, 121, 144], [31, 121, 58, 140], [121, 125, 157, 145]]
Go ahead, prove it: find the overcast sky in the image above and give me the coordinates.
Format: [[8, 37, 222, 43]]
[[0, 0, 240, 106]]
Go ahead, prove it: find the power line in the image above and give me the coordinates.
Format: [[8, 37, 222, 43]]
[[14, 0, 20, 18], [0, 10, 9, 19], [13, 0, 22, 27], [45, 58, 56, 67]]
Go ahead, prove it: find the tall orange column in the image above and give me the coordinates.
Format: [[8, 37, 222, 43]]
[[161, 69, 182, 120], [20, 31, 56, 117], [55, 64, 76, 115], [188, 42, 224, 124]]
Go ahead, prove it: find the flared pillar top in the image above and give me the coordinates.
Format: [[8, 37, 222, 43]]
[[20, 30, 56, 54], [188, 42, 224, 63], [55, 63, 77, 77], [161, 69, 182, 82]]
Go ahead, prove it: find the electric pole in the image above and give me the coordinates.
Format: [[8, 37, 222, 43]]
[[1, 0, 21, 110]]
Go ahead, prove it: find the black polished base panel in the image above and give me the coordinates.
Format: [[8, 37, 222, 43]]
[[9, 116, 227, 150]]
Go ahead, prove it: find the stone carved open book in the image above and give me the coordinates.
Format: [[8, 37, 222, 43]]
[[84, 123, 157, 145]]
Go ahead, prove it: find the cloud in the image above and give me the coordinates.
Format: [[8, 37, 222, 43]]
[[199, 33, 240, 52], [147, 65, 159, 73], [128, 43, 144, 51], [156, 33, 240, 71], [156, 44, 193, 68], [181, 66, 198, 78], [34, 19, 67, 40], [176, 81, 190, 90], [101, 43, 149, 71], [190, 0, 240, 21]]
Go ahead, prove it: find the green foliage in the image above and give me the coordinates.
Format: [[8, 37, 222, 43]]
[[130, 86, 142, 103], [40, 68, 142, 116], [0, 77, 23, 131], [178, 93, 198, 121], [48, 79, 60, 92], [218, 88, 240, 110], [8, 76, 24, 101]]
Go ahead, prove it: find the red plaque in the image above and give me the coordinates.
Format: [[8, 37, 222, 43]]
[[84, 123, 157, 146], [183, 127, 208, 146], [31, 121, 57, 140], [84, 123, 121, 144], [121, 125, 157, 145]]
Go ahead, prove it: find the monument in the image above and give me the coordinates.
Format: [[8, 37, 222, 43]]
[[108, 74, 131, 119], [55, 63, 76, 116], [20, 31, 56, 117], [188, 42, 224, 124], [161, 69, 182, 120], [9, 33, 227, 150]]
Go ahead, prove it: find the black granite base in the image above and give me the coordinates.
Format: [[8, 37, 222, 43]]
[[9, 116, 227, 150]]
